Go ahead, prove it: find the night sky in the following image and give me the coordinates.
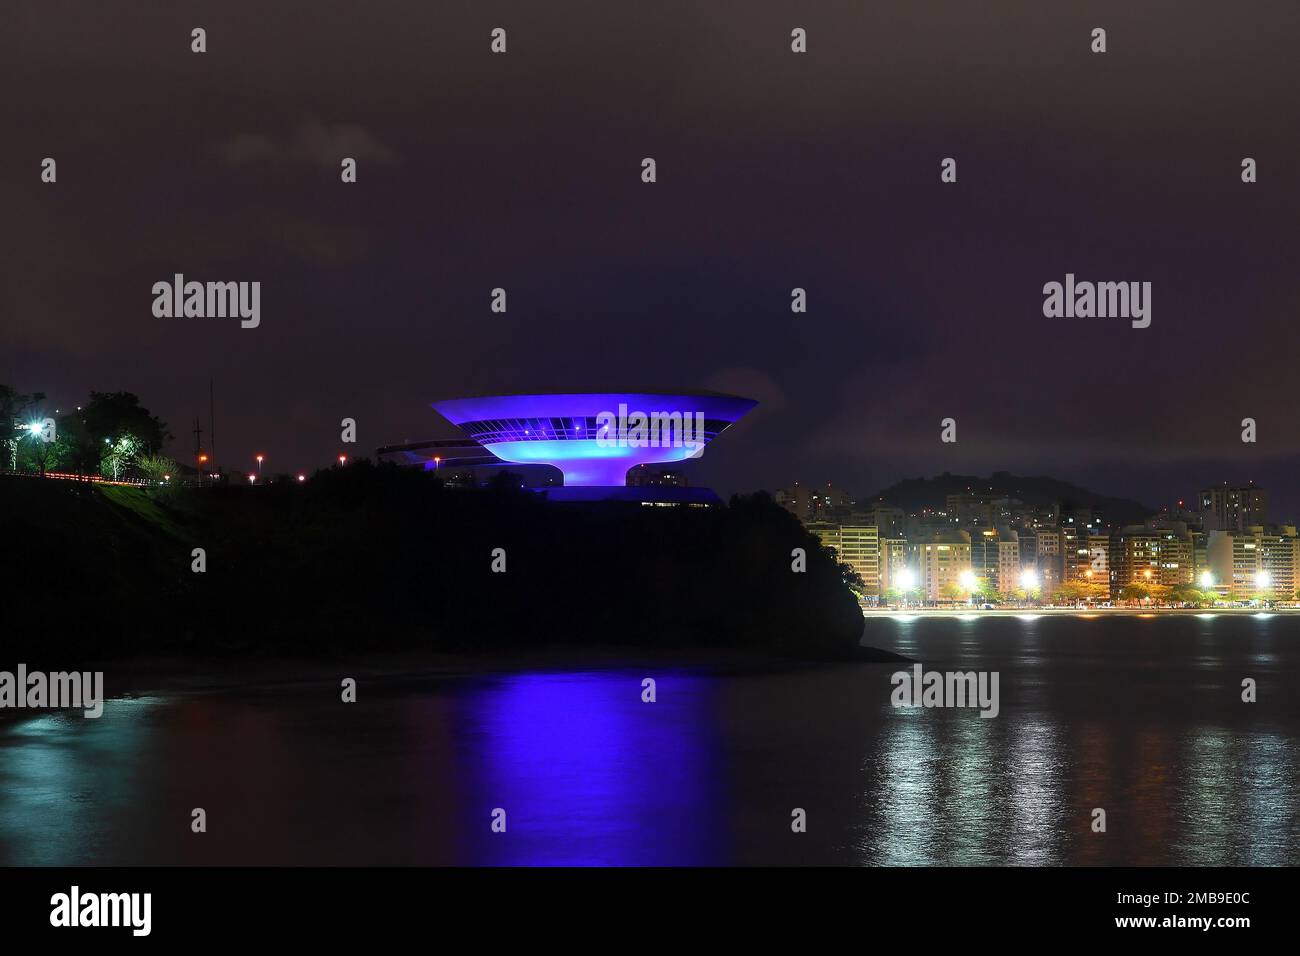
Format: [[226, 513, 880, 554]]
[[5, 2, 1299, 515]]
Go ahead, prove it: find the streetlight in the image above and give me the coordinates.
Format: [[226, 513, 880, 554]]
[[895, 568, 916, 607], [338, 454, 347, 467], [1256, 570, 1272, 590], [957, 569, 978, 606], [248, 474, 256, 485], [433, 456, 441, 471], [256, 454, 264, 474], [297, 474, 306, 483], [1199, 571, 1215, 589]]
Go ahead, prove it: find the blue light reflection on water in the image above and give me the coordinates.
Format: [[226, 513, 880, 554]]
[[447, 671, 727, 866], [0, 614, 1297, 865]]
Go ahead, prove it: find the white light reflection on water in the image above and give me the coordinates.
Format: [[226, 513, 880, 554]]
[[0, 698, 161, 865]]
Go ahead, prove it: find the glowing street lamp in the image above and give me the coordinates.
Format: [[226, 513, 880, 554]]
[[958, 569, 977, 590], [1019, 569, 1040, 591], [248, 474, 256, 485], [893, 567, 917, 607], [256, 454, 264, 474], [297, 474, 306, 483], [1199, 571, 1215, 589], [338, 454, 347, 467], [1256, 570, 1272, 591]]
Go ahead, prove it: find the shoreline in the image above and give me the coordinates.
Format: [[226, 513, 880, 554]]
[[861, 606, 1300, 618]]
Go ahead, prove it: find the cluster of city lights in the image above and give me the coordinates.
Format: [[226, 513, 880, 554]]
[[881, 564, 1277, 611], [19, 414, 341, 487], [891, 567, 1040, 594]]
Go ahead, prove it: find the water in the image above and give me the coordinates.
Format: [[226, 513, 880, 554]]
[[2, 614, 1297, 865]]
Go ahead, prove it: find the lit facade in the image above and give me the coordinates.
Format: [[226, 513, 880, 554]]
[[918, 531, 972, 601], [1200, 484, 1268, 533], [430, 392, 756, 488]]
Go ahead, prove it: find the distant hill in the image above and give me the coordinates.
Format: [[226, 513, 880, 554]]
[[865, 471, 1154, 527]]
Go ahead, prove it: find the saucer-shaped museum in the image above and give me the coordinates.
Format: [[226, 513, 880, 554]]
[[374, 390, 754, 496], [429, 392, 757, 487]]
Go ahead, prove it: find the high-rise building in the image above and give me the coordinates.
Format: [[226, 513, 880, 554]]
[[806, 520, 841, 555], [1256, 526, 1299, 599], [1190, 530, 1208, 581], [1111, 527, 1194, 594], [1231, 534, 1259, 597], [1086, 533, 1110, 590], [1035, 528, 1065, 590], [1199, 484, 1268, 533], [1204, 531, 1235, 597], [917, 531, 972, 601], [1018, 530, 1038, 572], [837, 525, 881, 595], [1062, 524, 1087, 583], [971, 528, 1020, 594], [1223, 526, 1299, 599], [971, 529, 999, 588], [806, 522, 882, 595], [879, 537, 910, 592]]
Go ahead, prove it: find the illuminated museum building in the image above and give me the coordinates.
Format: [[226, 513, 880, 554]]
[[376, 392, 757, 505]]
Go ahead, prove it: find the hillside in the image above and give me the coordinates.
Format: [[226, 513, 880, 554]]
[[867, 471, 1154, 525], [0, 467, 866, 662]]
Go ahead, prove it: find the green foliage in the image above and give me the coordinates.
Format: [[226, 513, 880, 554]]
[[100, 435, 141, 479], [1, 384, 48, 470], [0, 385, 173, 477], [1169, 583, 1213, 605], [1119, 583, 1150, 603], [76, 391, 170, 454], [136, 453, 179, 482]]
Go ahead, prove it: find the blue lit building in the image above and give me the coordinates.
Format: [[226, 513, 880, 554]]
[[377, 392, 756, 503]]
